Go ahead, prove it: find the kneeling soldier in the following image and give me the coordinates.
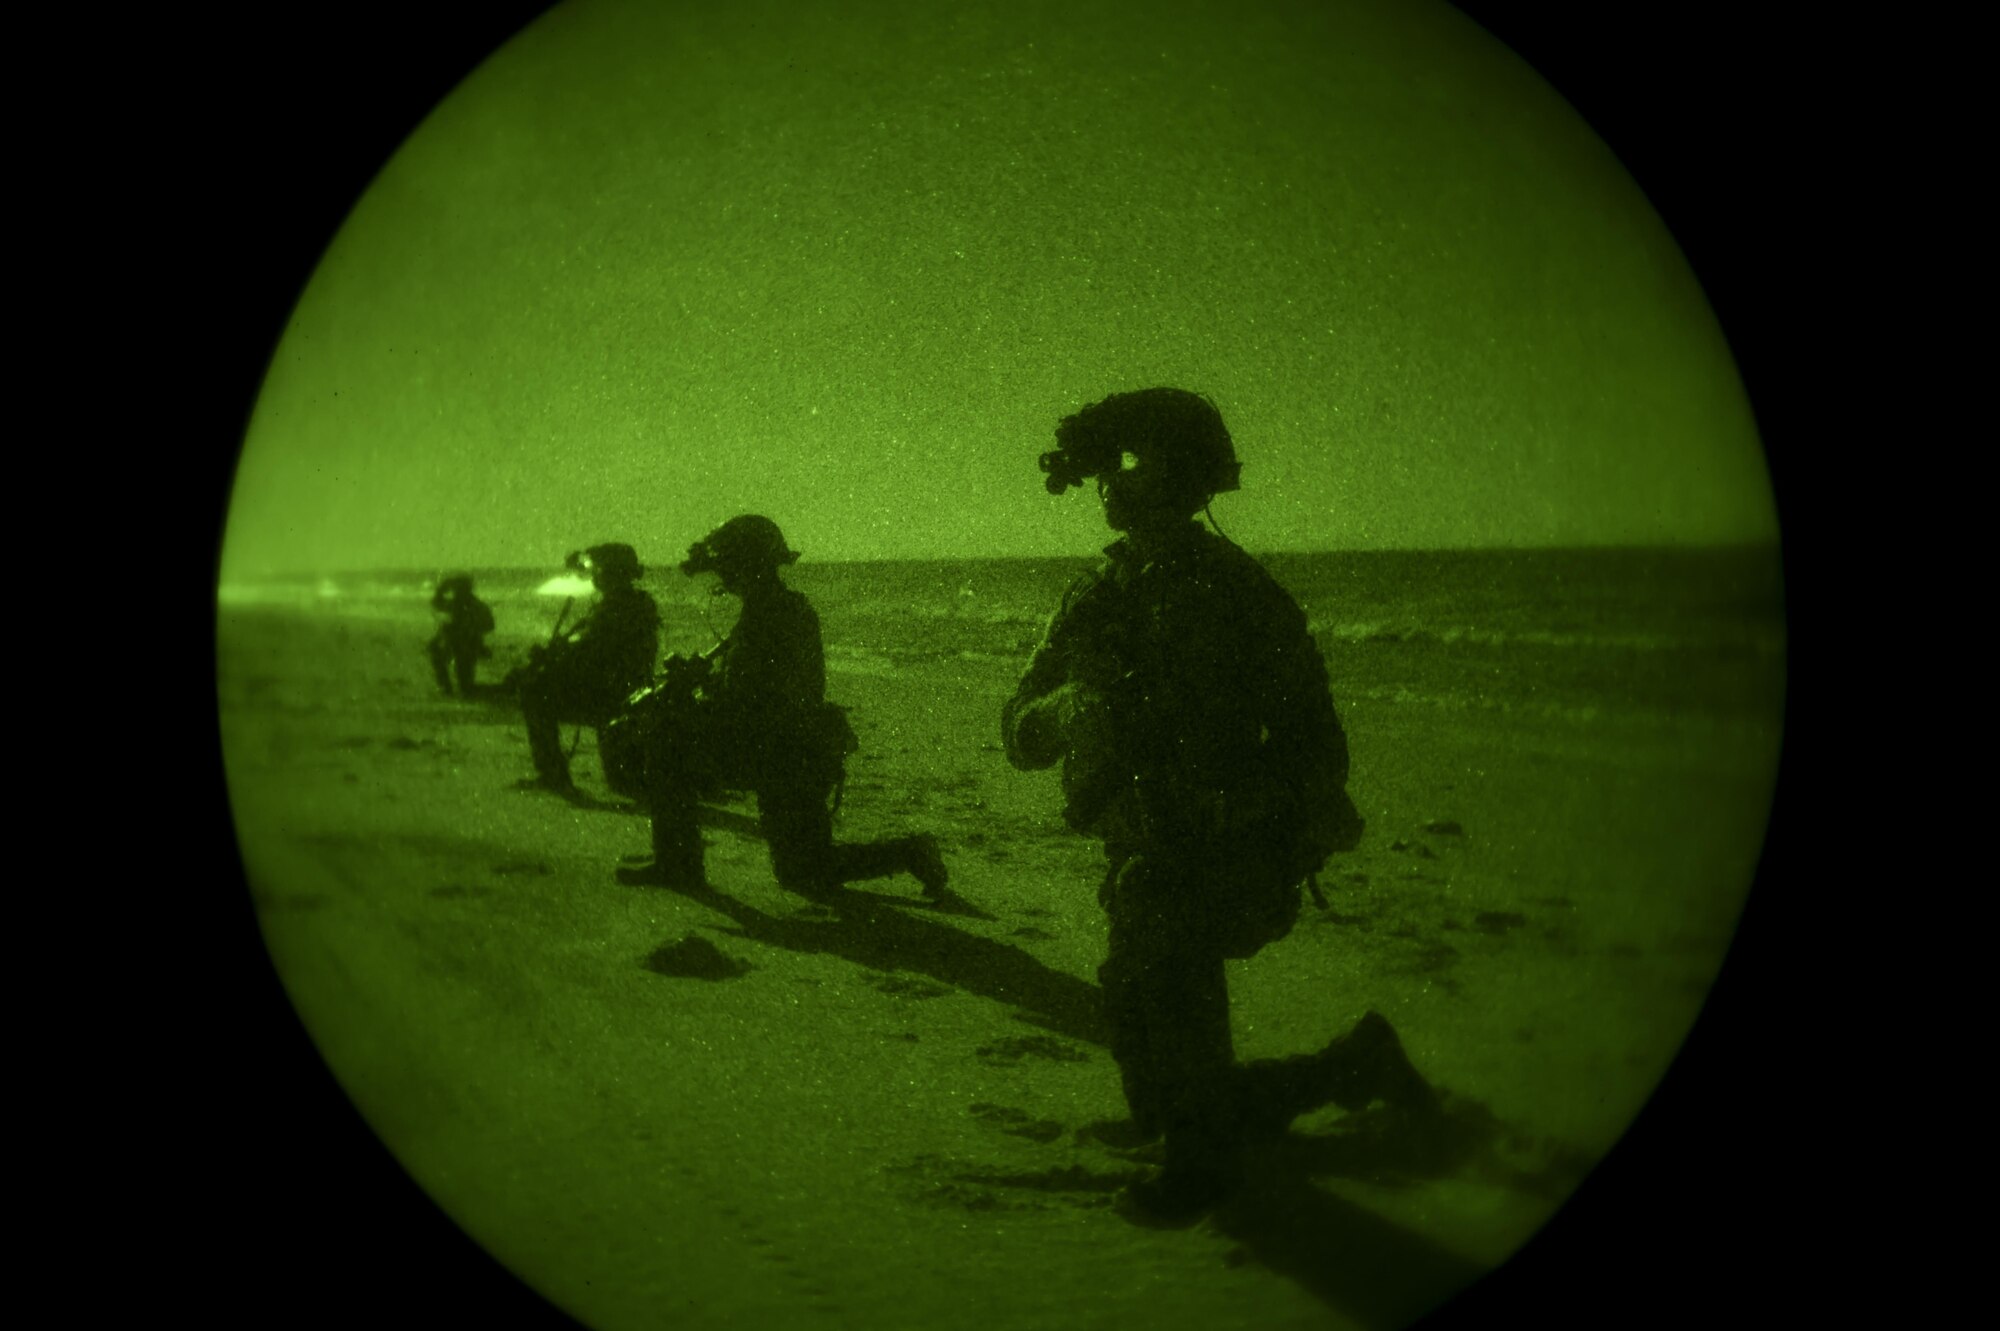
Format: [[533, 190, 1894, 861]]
[[610, 514, 947, 898], [514, 543, 660, 796]]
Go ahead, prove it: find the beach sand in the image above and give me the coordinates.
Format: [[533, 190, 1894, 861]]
[[217, 593, 1778, 1330]]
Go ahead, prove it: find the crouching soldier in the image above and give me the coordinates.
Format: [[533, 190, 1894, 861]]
[[427, 572, 495, 696], [605, 514, 947, 899], [514, 543, 660, 797]]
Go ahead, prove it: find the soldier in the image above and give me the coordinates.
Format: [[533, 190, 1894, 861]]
[[609, 514, 947, 900], [514, 543, 660, 797], [1001, 388, 1435, 1224], [426, 573, 495, 697]]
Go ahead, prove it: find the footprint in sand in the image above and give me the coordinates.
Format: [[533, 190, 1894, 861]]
[[1008, 925, 1056, 941], [893, 1154, 1136, 1212], [428, 883, 493, 900], [866, 974, 952, 1000], [491, 861, 553, 877], [1473, 910, 1526, 935], [968, 1102, 1065, 1143], [975, 1034, 1089, 1066]]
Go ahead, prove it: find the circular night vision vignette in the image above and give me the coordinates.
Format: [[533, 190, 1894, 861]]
[[211, 2, 1792, 1327]]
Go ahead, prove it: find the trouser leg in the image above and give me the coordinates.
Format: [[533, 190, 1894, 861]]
[[1098, 856, 1237, 1144], [614, 712, 713, 886], [454, 647, 477, 695], [758, 783, 840, 893], [427, 637, 453, 693], [758, 781, 931, 892], [643, 778, 707, 885], [521, 685, 572, 787]]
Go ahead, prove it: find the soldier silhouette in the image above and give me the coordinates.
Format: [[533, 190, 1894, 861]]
[[427, 573, 495, 697], [513, 543, 660, 797], [1001, 388, 1437, 1224], [604, 515, 947, 899]]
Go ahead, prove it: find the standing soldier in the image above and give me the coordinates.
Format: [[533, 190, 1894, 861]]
[[607, 514, 947, 899], [427, 572, 495, 697], [514, 543, 660, 797], [1001, 388, 1434, 1224]]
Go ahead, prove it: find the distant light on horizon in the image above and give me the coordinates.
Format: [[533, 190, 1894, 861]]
[[535, 574, 596, 599]]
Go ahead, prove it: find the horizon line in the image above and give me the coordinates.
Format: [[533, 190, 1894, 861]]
[[220, 537, 1784, 583]]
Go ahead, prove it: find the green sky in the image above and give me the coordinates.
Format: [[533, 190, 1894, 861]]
[[222, 0, 1775, 575]]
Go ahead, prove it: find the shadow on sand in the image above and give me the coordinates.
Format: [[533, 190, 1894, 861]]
[[640, 876, 1582, 1329], [1204, 1100, 1573, 1329], [655, 878, 1108, 1047]]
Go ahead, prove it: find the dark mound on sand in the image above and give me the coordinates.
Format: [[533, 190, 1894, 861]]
[[644, 934, 753, 980]]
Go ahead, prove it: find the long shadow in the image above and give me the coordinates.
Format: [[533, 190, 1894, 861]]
[[1211, 1160, 1491, 1331], [651, 871, 1561, 1327], [1206, 1096, 1593, 1328], [906, 1101, 1509, 1329], [658, 879, 1108, 1047]]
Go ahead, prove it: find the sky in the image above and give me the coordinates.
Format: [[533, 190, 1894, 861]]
[[221, 0, 1777, 576]]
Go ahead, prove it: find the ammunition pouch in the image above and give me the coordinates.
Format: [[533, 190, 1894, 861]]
[[815, 702, 860, 774], [598, 707, 651, 800]]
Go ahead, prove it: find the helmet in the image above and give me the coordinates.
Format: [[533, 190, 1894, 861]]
[[568, 543, 643, 583], [680, 515, 800, 577], [436, 572, 475, 594], [1039, 387, 1242, 499]]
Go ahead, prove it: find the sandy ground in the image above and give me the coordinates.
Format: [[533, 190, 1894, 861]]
[[216, 605, 1779, 1329]]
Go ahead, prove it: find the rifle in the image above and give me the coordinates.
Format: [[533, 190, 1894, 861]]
[[501, 595, 577, 694], [600, 642, 722, 800]]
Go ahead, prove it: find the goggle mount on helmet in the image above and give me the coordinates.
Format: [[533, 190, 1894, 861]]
[[1038, 394, 1243, 498], [679, 516, 799, 577]]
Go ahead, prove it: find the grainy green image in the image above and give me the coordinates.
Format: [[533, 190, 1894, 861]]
[[217, 0, 1784, 1327]]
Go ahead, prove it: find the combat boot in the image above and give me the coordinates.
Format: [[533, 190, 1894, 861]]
[[1313, 1010, 1439, 1116], [616, 822, 706, 890], [1117, 1128, 1242, 1228]]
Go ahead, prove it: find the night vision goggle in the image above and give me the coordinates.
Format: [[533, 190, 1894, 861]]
[[1038, 433, 1131, 495], [678, 540, 723, 577], [1037, 434, 1242, 496]]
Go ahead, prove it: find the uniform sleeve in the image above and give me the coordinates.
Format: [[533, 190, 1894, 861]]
[[570, 594, 658, 686], [1001, 572, 1104, 771]]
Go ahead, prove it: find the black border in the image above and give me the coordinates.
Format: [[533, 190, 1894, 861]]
[[173, 3, 1812, 1325]]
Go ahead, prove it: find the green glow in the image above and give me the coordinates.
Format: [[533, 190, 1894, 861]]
[[222, 0, 1772, 576], [218, 1, 1785, 1327]]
